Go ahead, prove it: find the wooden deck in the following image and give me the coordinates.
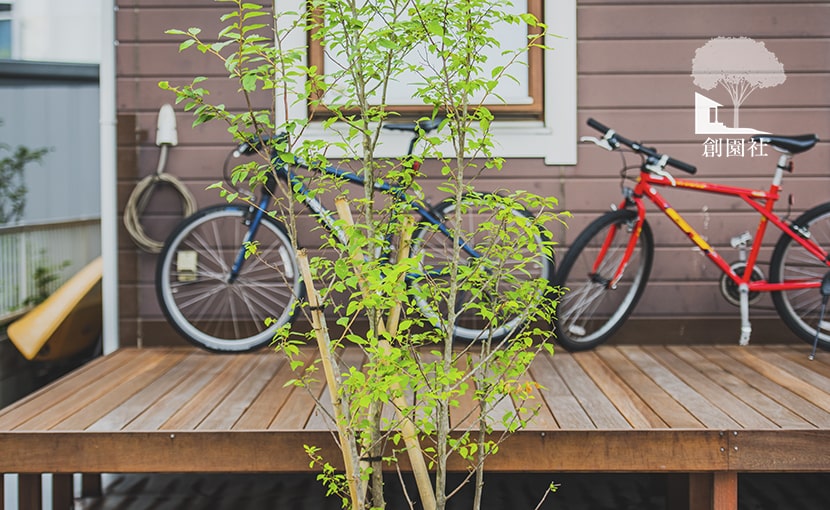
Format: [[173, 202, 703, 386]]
[[1, 344, 829, 509]]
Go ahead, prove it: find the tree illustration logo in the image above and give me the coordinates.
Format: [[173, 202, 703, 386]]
[[692, 37, 786, 135]]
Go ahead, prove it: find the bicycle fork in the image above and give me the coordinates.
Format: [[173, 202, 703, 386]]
[[229, 196, 270, 283]]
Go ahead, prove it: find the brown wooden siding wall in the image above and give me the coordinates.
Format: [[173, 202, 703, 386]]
[[116, 1, 830, 348]]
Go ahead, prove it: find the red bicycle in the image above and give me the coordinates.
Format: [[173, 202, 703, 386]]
[[553, 118, 825, 352]]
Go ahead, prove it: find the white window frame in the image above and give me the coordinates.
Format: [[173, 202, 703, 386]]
[[279, 0, 577, 165]]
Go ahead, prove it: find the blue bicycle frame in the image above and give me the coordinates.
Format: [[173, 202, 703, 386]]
[[227, 151, 483, 282]]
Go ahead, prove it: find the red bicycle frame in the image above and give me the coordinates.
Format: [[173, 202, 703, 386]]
[[612, 153, 830, 293]]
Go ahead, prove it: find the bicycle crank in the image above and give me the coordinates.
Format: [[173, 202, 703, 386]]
[[719, 262, 764, 306]]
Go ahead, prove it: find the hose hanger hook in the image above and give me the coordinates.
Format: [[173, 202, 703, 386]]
[[123, 104, 197, 253]]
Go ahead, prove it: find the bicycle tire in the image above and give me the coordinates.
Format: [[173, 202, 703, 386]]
[[552, 209, 653, 351], [770, 201, 830, 350], [410, 192, 555, 342], [155, 204, 302, 352]]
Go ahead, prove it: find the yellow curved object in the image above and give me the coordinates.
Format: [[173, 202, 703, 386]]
[[7, 256, 103, 361]]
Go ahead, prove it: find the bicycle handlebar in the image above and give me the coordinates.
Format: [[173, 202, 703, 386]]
[[586, 118, 697, 175]]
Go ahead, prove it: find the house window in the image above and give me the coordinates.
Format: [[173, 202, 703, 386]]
[[308, 0, 544, 119], [281, 0, 577, 165], [0, 2, 12, 59]]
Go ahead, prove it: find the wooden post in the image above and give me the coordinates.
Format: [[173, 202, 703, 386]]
[[712, 472, 738, 510], [680, 472, 738, 510], [52, 474, 73, 510], [80, 474, 101, 498], [18, 474, 41, 510], [334, 197, 437, 510], [686, 473, 712, 510]]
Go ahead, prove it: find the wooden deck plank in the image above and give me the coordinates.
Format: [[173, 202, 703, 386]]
[[450, 353, 479, 430], [159, 354, 262, 430], [774, 346, 830, 380], [571, 350, 665, 429], [270, 351, 326, 430], [10, 349, 177, 431], [657, 347, 777, 429], [233, 347, 317, 430], [528, 352, 593, 429], [594, 347, 702, 428], [689, 347, 815, 429], [620, 346, 740, 429], [547, 351, 630, 429], [510, 370, 557, 430], [0, 348, 153, 430], [695, 347, 830, 428], [721, 347, 830, 427], [486, 391, 518, 431], [87, 352, 211, 432], [752, 348, 830, 396], [305, 347, 365, 431], [50, 351, 190, 431], [197, 354, 284, 430], [124, 354, 238, 431]]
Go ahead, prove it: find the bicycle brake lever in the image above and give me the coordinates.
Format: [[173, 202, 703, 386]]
[[646, 155, 676, 186], [579, 135, 616, 152]]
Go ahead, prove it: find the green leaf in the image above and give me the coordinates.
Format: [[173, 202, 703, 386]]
[[178, 39, 196, 52]]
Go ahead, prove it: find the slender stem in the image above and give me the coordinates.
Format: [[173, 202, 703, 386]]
[[297, 250, 363, 509]]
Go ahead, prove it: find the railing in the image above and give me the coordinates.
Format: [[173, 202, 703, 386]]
[[0, 218, 101, 323]]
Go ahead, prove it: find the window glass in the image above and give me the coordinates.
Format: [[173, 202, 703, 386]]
[[1, 2, 12, 59], [0, 20, 10, 59]]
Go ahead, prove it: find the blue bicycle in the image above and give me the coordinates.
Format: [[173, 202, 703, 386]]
[[155, 118, 554, 352]]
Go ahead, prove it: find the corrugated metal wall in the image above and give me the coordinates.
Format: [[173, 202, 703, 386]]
[[0, 62, 101, 223], [116, 1, 830, 347]]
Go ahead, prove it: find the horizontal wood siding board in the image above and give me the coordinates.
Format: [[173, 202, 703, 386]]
[[579, 40, 830, 74], [121, 109, 830, 147], [576, 110, 830, 145], [585, 317, 797, 345], [570, 144, 830, 179], [578, 5, 830, 40], [579, 74, 830, 108]]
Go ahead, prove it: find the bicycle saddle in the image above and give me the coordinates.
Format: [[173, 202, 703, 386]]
[[750, 134, 819, 154], [383, 117, 443, 134]]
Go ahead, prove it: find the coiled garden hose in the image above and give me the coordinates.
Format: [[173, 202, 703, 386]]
[[123, 144, 197, 253]]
